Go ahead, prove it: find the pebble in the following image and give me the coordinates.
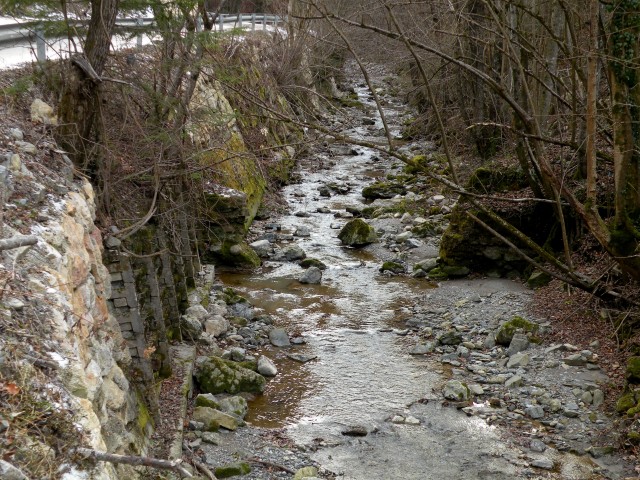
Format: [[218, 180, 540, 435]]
[[530, 458, 554, 470]]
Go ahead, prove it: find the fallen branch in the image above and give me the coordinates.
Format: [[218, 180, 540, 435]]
[[193, 459, 218, 480], [75, 448, 193, 477], [0, 235, 38, 252]]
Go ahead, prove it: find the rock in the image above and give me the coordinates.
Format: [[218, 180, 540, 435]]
[[362, 181, 406, 200], [563, 354, 587, 366], [228, 347, 246, 361], [186, 304, 209, 320], [338, 218, 377, 246], [280, 244, 307, 261], [193, 406, 240, 431], [195, 393, 220, 409], [592, 389, 604, 407], [269, 328, 291, 347], [201, 431, 222, 445], [4, 298, 24, 310], [180, 314, 203, 340], [257, 355, 278, 376], [529, 439, 547, 452], [9, 128, 23, 140], [495, 316, 538, 345], [527, 269, 552, 288], [215, 462, 251, 478], [380, 261, 404, 274], [404, 416, 420, 425], [104, 236, 121, 248], [530, 458, 554, 470], [299, 258, 327, 270], [294, 226, 311, 237], [217, 396, 248, 419], [410, 342, 435, 355], [341, 425, 368, 436], [0, 460, 28, 480], [31, 99, 58, 125], [525, 405, 544, 419], [294, 211, 311, 217], [616, 392, 636, 413], [203, 315, 230, 337], [505, 375, 524, 388], [405, 238, 422, 249], [563, 401, 580, 418], [438, 330, 463, 346], [507, 352, 530, 368], [414, 258, 438, 273], [395, 231, 413, 243], [249, 239, 271, 257], [194, 356, 266, 394], [507, 333, 530, 356], [286, 353, 317, 363], [589, 446, 615, 458], [299, 266, 322, 284], [443, 380, 470, 401], [468, 384, 485, 396], [294, 467, 319, 480]]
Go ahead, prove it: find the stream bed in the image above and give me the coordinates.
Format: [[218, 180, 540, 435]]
[[206, 72, 630, 479]]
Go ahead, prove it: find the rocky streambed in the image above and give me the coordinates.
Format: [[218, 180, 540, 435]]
[[177, 68, 635, 479]]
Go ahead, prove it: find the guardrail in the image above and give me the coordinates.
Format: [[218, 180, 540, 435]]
[[0, 14, 284, 63]]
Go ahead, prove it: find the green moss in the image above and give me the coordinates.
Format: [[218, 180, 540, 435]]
[[427, 267, 449, 279], [403, 155, 428, 175], [527, 270, 552, 289], [137, 396, 152, 433], [222, 288, 247, 305], [229, 316, 248, 327], [213, 241, 261, 268], [215, 462, 251, 478], [380, 261, 405, 274], [628, 431, 640, 444], [495, 316, 539, 345], [338, 218, 378, 246], [195, 394, 221, 409], [194, 356, 266, 395], [627, 356, 640, 383], [467, 163, 527, 193], [412, 221, 438, 238]]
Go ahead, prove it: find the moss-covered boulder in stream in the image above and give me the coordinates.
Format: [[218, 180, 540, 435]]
[[362, 181, 407, 200], [495, 316, 539, 345], [338, 219, 377, 246], [299, 258, 327, 270], [208, 241, 261, 268], [380, 261, 405, 274], [194, 356, 266, 395]]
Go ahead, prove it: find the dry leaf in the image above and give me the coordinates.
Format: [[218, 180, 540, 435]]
[[2, 383, 20, 396]]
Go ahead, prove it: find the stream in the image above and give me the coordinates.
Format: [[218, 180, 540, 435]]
[[211, 74, 622, 479]]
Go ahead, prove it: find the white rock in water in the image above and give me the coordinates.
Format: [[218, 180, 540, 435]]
[[299, 266, 322, 284], [257, 355, 278, 377]]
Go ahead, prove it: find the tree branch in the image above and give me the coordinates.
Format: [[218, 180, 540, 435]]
[[74, 448, 193, 477]]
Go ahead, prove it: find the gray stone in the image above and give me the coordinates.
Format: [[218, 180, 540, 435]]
[[563, 354, 587, 366], [395, 231, 413, 243], [195, 393, 220, 409], [530, 458, 554, 470], [216, 396, 248, 419], [4, 298, 24, 310], [299, 266, 322, 284], [15, 141, 36, 154], [249, 239, 271, 257], [563, 401, 580, 418], [257, 355, 278, 377], [186, 304, 209, 321], [229, 347, 246, 362], [443, 380, 470, 401], [269, 328, 291, 347], [580, 391, 593, 404], [592, 389, 604, 407], [104, 236, 121, 248], [529, 439, 547, 452], [201, 431, 222, 445], [405, 238, 423, 249], [507, 333, 530, 356], [507, 352, 530, 369], [281, 244, 306, 261], [9, 128, 23, 140], [549, 398, 562, 412], [294, 226, 311, 237], [438, 330, 463, 346], [203, 315, 230, 337], [192, 406, 240, 431], [286, 353, 317, 363], [468, 384, 484, 396], [414, 258, 438, 273], [0, 460, 29, 480], [341, 425, 368, 437], [294, 467, 319, 480], [410, 342, 435, 355], [525, 405, 544, 419], [505, 375, 524, 388], [180, 314, 203, 340]]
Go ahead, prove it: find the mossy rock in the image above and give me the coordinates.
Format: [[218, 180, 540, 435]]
[[440, 265, 470, 277], [403, 154, 428, 175], [427, 267, 449, 279], [627, 431, 640, 444], [195, 393, 221, 409], [495, 316, 539, 346], [299, 258, 327, 270], [237, 360, 258, 371], [194, 356, 266, 395], [362, 181, 407, 200], [627, 357, 640, 383], [215, 462, 251, 478], [211, 241, 261, 268], [379, 261, 405, 274], [467, 163, 527, 193], [338, 218, 377, 246], [222, 288, 247, 305], [412, 221, 438, 238], [527, 270, 552, 289], [229, 316, 248, 327]]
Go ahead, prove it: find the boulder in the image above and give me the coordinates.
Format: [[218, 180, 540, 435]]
[[495, 316, 538, 346], [203, 315, 230, 337], [217, 395, 248, 419], [379, 261, 404, 274], [443, 380, 470, 401], [414, 258, 438, 273], [195, 393, 220, 409], [180, 314, 203, 340], [338, 219, 377, 246], [299, 258, 327, 270], [192, 406, 240, 431], [194, 356, 266, 394], [186, 304, 209, 321], [627, 356, 640, 383], [30, 99, 58, 125], [257, 355, 278, 376], [249, 239, 271, 257], [279, 244, 306, 261], [507, 333, 530, 356], [299, 266, 322, 284], [269, 328, 291, 347], [438, 330, 462, 346], [215, 462, 251, 479]]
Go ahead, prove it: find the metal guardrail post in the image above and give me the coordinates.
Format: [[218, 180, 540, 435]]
[[219, 14, 224, 31], [35, 26, 46, 63], [251, 14, 256, 31], [238, 13, 242, 28], [136, 17, 144, 48], [263, 15, 266, 31]]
